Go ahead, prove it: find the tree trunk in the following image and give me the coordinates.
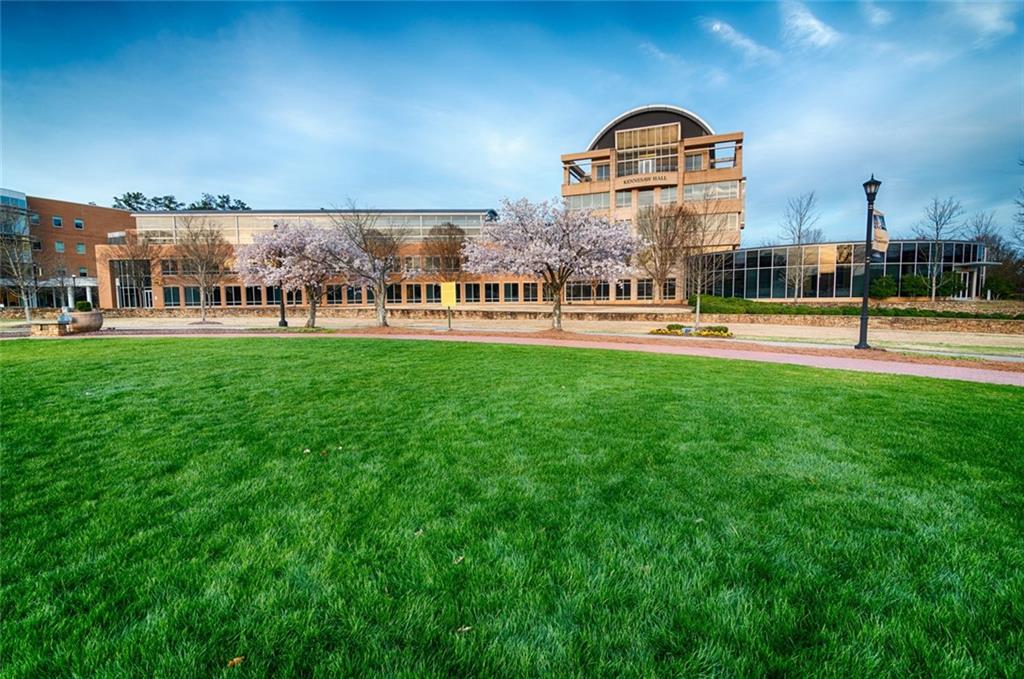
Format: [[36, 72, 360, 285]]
[[22, 297, 32, 323], [653, 280, 663, 304], [695, 293, 702, 329], [551, 295, 563, 330], [200, 292, 207, 322], [375, 292, 388, 327], [306, 291, 318, 328]]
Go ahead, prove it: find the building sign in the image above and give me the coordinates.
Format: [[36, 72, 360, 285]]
[[620, 174, 671, 187], [440, 281, 457, 308], [872, 210, 889, 254]]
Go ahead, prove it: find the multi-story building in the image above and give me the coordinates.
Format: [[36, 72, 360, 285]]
[[0, 192, 136, 308], [561, 104, 745, 251], [94, 209, 500, 310]]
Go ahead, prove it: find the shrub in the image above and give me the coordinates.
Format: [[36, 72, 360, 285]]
[[666, 323, 684, 331], [937, 272, 966, 297], [75, 301, 93, 312], [900, 275, 929, 298], [869, 275, 898, 299], [684, 294, 1024, 320]]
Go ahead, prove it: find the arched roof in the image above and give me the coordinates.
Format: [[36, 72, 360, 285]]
[[587, 105, 716, 151]]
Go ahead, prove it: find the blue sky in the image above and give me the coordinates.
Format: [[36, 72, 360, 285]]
[[2, 1, 1021, 244]]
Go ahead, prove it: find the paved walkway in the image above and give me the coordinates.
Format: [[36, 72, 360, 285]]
[[31, 329, 1024, 387]]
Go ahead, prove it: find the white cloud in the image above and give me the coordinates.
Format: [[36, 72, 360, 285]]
[[701, 19, 781, 65], [782, 1, 841, 48], [860, 0, 892, 27], [638, 41, 679, 64], [948, 1, 1017, 45]]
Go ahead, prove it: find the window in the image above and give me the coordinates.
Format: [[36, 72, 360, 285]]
[[464, 282, 480, 303], [424, 256, 441, 272], [405, 284, 422, 303], [326, 285, 344, 304], [484, 282, 500, 302], [366, 287, 375, 303], [74, 219, 84, 230], [566, 193, 610, 210], [266, 286, 282, 305], [616, 191, 632, 208], [595, 164, 610, 181], [55, 240, 64, 253], [30, 212, 39, 225], [684, 153, 703, 171], [565, 281, 592, 301], [225, 286, 242, 306], [425, 284, 441, 303], [286, 289, 301, 304], [161, 259, 178, 276], [246, 286, 263, 305], [592, 281, 610, 301], [523, 282, 538, 302], [207, 287, 222, 306], [684, 181, 740, 202], [52, 216, 63, 227], [163, 286, 181, 307], [616, 279, 632, 300], [31, 239, 41, 251], [78, 267, 88, 277], [403, 256, 419, 272], [637, 279, 654, 300], [503, 282, 519, 302], [660, 186, 677, 203], [75, 243, 86, 255], [637, 190, 655, 207], [386, 284, 401, 303], [662, 278, 677, 300], [184, 286, 202, 306], [346, 286, 363, 304], [615, 123, 680, 177]]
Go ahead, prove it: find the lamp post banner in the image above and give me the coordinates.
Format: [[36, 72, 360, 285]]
[[872, 210, 889, 254]]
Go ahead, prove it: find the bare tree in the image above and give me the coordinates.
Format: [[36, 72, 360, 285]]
[[680, 197, 730, 328], [967, 211, 1023, 298], [914, 196, 964, 300], [325, 205, 410, 327], [635, 204, 688, 303], [779, 191, 824, 301], [109, 230, 161, 309], [421, 222, 466, 283], [0, 203, 38, 320], [178, 217, 233, 322]]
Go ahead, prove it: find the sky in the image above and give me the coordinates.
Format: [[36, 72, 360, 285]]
[[1, 1, 1021, 244]]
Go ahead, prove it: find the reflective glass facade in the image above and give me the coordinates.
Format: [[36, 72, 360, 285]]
[[694, 240, 988, 300]]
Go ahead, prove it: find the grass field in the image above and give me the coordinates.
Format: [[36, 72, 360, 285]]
[[2, 338, 1022, 677]]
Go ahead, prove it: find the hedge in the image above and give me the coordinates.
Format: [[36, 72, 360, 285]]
[[687, 295, 1024, 320]]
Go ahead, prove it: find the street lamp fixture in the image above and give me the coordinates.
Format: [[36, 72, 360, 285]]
[[273, 223, 288, 328], [855, 175, 881, 350]]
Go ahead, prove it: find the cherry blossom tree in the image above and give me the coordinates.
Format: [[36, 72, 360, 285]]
[[324, 207, 412, 328], [464, 198, 640, 330], [237, 223, 345, 328]]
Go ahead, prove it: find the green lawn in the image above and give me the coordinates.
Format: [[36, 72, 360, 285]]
[[2, 338, 1022, 677]]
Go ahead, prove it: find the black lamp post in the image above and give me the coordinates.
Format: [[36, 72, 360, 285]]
[[855, 174, 881, 350], [273, 223, 288, 328]]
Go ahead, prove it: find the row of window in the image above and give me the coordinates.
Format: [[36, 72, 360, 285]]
[[46, 240, 88, 255], [570, 182, 738, 211], [31, 214, 85, 229], [152, 279, 684, 307]]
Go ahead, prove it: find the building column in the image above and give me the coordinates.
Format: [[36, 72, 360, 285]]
[[86, 287, 93, 305], [66, 286, 73, 307]]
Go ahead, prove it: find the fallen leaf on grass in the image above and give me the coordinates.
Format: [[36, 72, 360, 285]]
[[227, 656, 245, 668], [453, 555, 464, 565], [414, 529, 424, 538], [455, 626, 472, 634]]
